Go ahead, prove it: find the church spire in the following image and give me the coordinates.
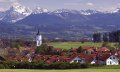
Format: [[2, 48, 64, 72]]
[[36, 29, 42, 46], [36, 29, 40, 35]]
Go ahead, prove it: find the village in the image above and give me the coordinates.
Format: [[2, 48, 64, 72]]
[[0, 30, 119, 69]]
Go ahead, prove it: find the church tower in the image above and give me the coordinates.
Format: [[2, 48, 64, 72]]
[[36, 30, 42, 46]]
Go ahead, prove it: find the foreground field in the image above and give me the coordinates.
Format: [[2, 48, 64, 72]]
[[0, 69, 119, 72], [48, 42, 116, 49]]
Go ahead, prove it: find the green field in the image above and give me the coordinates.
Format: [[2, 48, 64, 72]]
[[48, 42, 116, 49], [0, 69, 119, 72]]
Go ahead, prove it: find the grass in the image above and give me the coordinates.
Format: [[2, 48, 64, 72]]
[[90, 65, 120, 69], [0, 69, 120, 72], [0, 65, 120, 72], [48, 42, 116, 49]]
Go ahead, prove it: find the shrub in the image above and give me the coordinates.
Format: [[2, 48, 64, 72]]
[[58, 62, 70, 69], [48, 62, 70, 69], [0, 61, 89, 69], [0, 64, 5, 69], [80, 64, 88, 68], [69, 63, 80, 69]]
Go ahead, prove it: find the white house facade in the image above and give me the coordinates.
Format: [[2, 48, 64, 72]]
[[106, 55, 119, 65], [91, 58, 105, 65], [70, 56, 85, 64]]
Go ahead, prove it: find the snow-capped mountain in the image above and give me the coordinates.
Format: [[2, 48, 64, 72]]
[[79, 9, 101, 15], [1, 4, 120, 23], [111, 8, 120, 13], [0, 11, 5, 20], [32, 7, 48, 14], [53, 9, 101, 15], [1, 4, 32, 23], [10, 4, 32, 16], [53, 9, 72, 13], [0, 5, 50, 22]]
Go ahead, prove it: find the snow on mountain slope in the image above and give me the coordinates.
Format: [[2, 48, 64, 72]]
[[79, 9, 100, 15], [32, 7, 48, 14], [1, 4, 32, 23], [53, 9, 101, 16], [1, 3, 120, 23], [111, 8, 120, 13], [0, 11, 5, 20]]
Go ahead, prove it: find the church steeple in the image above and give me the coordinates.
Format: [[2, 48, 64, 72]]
[[36, 29, 40, 35], [36, 30, 42, 46]]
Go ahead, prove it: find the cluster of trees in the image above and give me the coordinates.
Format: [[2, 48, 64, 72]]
[[35, 44, 87, 55], [109, 30, 120, 42], [0, 61, 88, 69], [0, 39, 35, 48], [35, 44, 62, 55], [93, 30, 120, 42], [93, 33, 102, 42]]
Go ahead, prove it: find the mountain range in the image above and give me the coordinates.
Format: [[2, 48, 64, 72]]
[[0, 4, 120, 40]]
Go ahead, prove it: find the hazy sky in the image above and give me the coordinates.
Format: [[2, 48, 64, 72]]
[[0, 0, 120, 11]]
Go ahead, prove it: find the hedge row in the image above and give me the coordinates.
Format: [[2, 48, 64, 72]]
[[0, 61, 88, 69]]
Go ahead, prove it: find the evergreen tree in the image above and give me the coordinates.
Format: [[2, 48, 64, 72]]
[[77, 46, 84, 53]]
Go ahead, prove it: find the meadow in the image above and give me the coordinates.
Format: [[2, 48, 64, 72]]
[[0, 69, 120, 72], [48, 42, 116, 49]]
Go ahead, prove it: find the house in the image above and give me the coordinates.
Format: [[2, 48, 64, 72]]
[[46, 55, 59, 64], [97, 47, 110, 53], [69, 56, 85, 64], [80, 54, 96, 64], [6, 55, 32, 62], [106, 55, 119, 65], [91, 57, 105, 65], [82, 46, 97, 54], [91, 53, 110, 65], [21, 48, 35, 56]]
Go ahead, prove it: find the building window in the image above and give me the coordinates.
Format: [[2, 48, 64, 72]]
[[110, 61, 112, 64], [78, 60, 81, 63], [74, 60, 77, 62], [113, 57, 115, 59]]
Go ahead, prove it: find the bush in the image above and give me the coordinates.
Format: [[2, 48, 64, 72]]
[[0, 64, 5, 69], [70, 63, 81, 69], [58, 62, 69, 69], [49, 62, 70, 69], [3, 61, 18, 69], [0, 61, 89, 69], [80, 64, 88, 68]]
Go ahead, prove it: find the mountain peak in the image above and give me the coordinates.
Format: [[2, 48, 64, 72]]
[[53, 9, 100, 15], [9, 4, 32, 16], [111, 8, 120, 13], [32, 7, 48, 14], [79, 9, 100, 15], [53, 9, 77, 14], [2, 4, 32, 23]]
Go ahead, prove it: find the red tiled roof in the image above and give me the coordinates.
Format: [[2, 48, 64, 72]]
[[97, 53, 110, 61], [97, 47, 110, 52], [77, 53, 96, 63], [112, 50, 120, 57]]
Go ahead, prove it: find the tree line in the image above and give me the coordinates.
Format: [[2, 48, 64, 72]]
[[93, 30, 120, 42]]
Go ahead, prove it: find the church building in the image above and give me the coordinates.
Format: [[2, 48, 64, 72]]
[[36, 30, 42, 46]]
